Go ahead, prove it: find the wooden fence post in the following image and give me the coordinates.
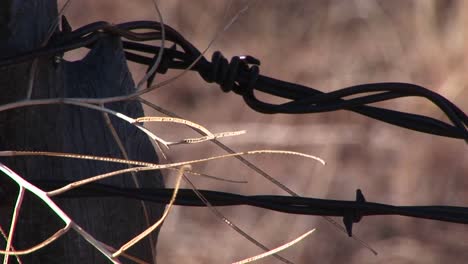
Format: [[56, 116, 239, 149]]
[[0, 1, 165, 263]]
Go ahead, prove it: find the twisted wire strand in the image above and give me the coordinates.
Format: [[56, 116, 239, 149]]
[[30, 180, 468, 236], [1, 20, 464, 141]]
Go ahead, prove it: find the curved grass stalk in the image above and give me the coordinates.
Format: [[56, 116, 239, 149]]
[[232, 229, 316, 264], [136, 0, 165, 91], [134, 116, 246, 145], [0, 226, 22, 264], [0, 149, 324, 196], [101, 107, 157, 263], [0, 151, 247, 184], [112, 165, 189, 258], [0, 163, 119, 262], [3, 187, 25, 264], [181, 175, 294, 264]]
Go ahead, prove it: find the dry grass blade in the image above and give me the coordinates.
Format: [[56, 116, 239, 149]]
[[0, 164, 72, 256], [112, 165, 190, 258], [0, 99, 171, 149], [64, 100, 170, 149], [135, 116, 214, 136], [116, 251, 150, 264], [168, 130, 246, 146], [7, 149, 321, 196], [46, 166, 150, 197], [26, 0, 72, 99], [3, 187, 25, 264], [0, 149, 324, 170], [183, 175, 295, 264], [0, 226, 22, 264], [0, 163, 71, 229], [0, 151, 157, 167], [135, 116, 246, 145], [0, 151, 246, 186], [101, 108, 157, 263], [69, 223, 119, 263], [0, 228, 70, 256], [180, 169, 247, 184], [0, 163, 117, 262], [0, 100, 245, 151], [232, 229, 316, 264], [136, 0, 165, 90]]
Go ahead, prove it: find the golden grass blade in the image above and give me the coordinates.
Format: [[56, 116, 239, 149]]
[[112, 165, 190, 258], [232, 229, 316, 264], [101, 107, 157, 263], [168, 130, 246, 146], [70, 223, 120, 263], [0, 163, 71, 226], [0, 163, 117, 262], [0, 227, 70, 256], [0, 151, 247, 184], [3, 187, 25, 264], [135, 116, 214, 136], [181, 175, 295, 264], [64, 100, 170, 149], [30, 149, 324, 195], [181, 169, 247, 184], [0, 225, 22, 264], [136, 0, 165, 91], [0, 151, 157, 167]]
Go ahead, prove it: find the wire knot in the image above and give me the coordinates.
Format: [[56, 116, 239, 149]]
[[208, 51, 260, 95]]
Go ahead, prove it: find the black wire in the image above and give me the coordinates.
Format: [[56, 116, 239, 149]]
[[0, 19, 466, 141], [31, 180, 468, 228]]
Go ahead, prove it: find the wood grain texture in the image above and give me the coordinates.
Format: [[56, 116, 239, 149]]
[[0, 1, 165, 263]]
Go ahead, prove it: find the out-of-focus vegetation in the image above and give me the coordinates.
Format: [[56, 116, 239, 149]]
[[62, 1, 467, 263]]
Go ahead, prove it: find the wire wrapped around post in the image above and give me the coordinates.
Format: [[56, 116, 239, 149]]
[[0, 19, 466, 141]]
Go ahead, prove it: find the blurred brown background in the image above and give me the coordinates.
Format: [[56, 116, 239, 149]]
[[60, 0, 467, 263]]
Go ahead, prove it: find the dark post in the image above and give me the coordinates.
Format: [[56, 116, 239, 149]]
[[0, 1, 164, 263]]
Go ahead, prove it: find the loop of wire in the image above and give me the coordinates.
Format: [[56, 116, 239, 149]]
[[0, 19, 466, 141]]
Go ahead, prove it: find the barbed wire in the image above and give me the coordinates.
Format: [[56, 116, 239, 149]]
[[0, 18, 466, 142], [1, 16, 467, 263], [30, 180, 468, 237]]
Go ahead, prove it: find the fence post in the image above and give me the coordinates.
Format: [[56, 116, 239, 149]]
[[0, 1, 164, 263]]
